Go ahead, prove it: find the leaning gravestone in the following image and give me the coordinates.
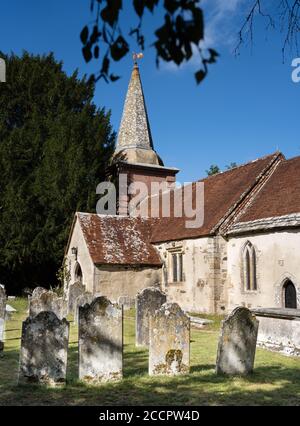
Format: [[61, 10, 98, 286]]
[[136, 287, 167, 347], [0, 286, 6, 351], [216, 307, 259, 375], [18, 311, 69, 386], [149, 303, 190, 376], [29, 290, 67, 320], [79, 296, 123, 383], [67, 281, 85, 315], [74, 292, 94, 324]]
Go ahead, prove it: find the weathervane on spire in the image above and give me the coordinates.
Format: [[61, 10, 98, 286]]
[[133, 52, 144, 65]]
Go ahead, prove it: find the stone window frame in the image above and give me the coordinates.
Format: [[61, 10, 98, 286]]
[[241, 241, 258, 293], [167, 248, 185, 284]]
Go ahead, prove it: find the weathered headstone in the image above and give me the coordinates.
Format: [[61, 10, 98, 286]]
[[67, 281, 85, 315], [149, 303, 190, 376], [79, 296, 123, 383], [28, 287, 47, 314], [118, 295, 135, 311], [216, 307, 259, 376], [0, 286, 6, 351], [74, 292, 94, 324], [29, 291, 67, 320], [18, 311, 69, 386], [136, 287, 167, 347], [31, 287, 47, 299]]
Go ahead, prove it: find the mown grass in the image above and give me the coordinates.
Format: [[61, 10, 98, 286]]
[[1, 298, 300, 406]]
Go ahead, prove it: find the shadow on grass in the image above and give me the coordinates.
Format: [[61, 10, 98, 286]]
[[1, 345, 300, 406]]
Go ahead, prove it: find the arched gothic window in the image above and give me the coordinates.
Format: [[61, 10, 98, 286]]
[[242, 242, 257, 291]]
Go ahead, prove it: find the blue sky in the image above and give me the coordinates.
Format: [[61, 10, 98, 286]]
[[0, 0, 299, 182]]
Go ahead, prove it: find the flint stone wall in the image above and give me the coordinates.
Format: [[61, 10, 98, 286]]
[[149, 303, 190, 376], [216, 307, 259, 375], [18, 311, 69, 386], [79, 296, 123, 383], [253, 308, 300, 357], [29, 291, 67, 320], [136, 287, 167, 347]]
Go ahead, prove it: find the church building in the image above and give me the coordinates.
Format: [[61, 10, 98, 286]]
[[65, 62, 300, 314]]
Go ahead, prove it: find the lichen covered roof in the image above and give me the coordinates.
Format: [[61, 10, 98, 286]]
[[77, 213, 162, 266]]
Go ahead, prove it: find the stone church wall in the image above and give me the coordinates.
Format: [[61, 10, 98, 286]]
[[65, 219, 95, 293], [93, 265, 162, 302], [226, 230, 300, 311], [155, 236, 228, 314]]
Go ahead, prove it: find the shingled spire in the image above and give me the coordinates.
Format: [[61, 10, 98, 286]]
[[115, 63, 161, 165]]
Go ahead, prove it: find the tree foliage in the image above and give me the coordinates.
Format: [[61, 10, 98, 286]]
[[206, 164, 220, 176], [0, 52, 115, 293], [226, 162, 238, 170], [80, 0, 218, 85]]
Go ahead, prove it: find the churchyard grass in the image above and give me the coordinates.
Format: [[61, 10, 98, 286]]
[[1, 298, 300, 405]]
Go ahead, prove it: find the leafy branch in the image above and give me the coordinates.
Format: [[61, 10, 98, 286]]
[[80, 0, 218, 85]]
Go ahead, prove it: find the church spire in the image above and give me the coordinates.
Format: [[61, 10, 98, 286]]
[[115, 60, 161, 165]]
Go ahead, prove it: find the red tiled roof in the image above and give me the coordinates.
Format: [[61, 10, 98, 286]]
[[150, 153, 282, 242], [235, 156, 300, 223], [77, 213, 162, 266]]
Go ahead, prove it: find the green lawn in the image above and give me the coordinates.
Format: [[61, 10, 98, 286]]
[[1, 298, 300, 406]]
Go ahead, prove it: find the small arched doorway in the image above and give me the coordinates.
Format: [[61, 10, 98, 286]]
[[74, 262, 83, 284], [283, 280, 297, 309]]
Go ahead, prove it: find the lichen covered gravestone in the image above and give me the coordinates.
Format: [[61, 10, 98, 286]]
[[136, 287, 167, 347], [0, 286, 6, 351], [79, 296, 123, 383], [18, 311, 69, 386], [74, 292, 94, 324], [67, 281, 85, 315], [149, 303, 190, 376], [29, 290, 67, 320], [216, 307, 259, 376], [31, 287, 47, 299]]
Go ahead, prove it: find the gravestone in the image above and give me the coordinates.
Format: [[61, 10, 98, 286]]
[[18, 311, 69, 386], [149, 303, 190, 376], [28, 287, 47, 314], [0, 286, 6, 351], [136, 287, 167, 347], [29, 291, 67, 320], [74, 292, 94, 324], [79, 296, 123, 383], [31, 287, 47, 299], [68, 281, 85, 315], [216, 307, 259, 375], [118, 295, 135, 311]]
